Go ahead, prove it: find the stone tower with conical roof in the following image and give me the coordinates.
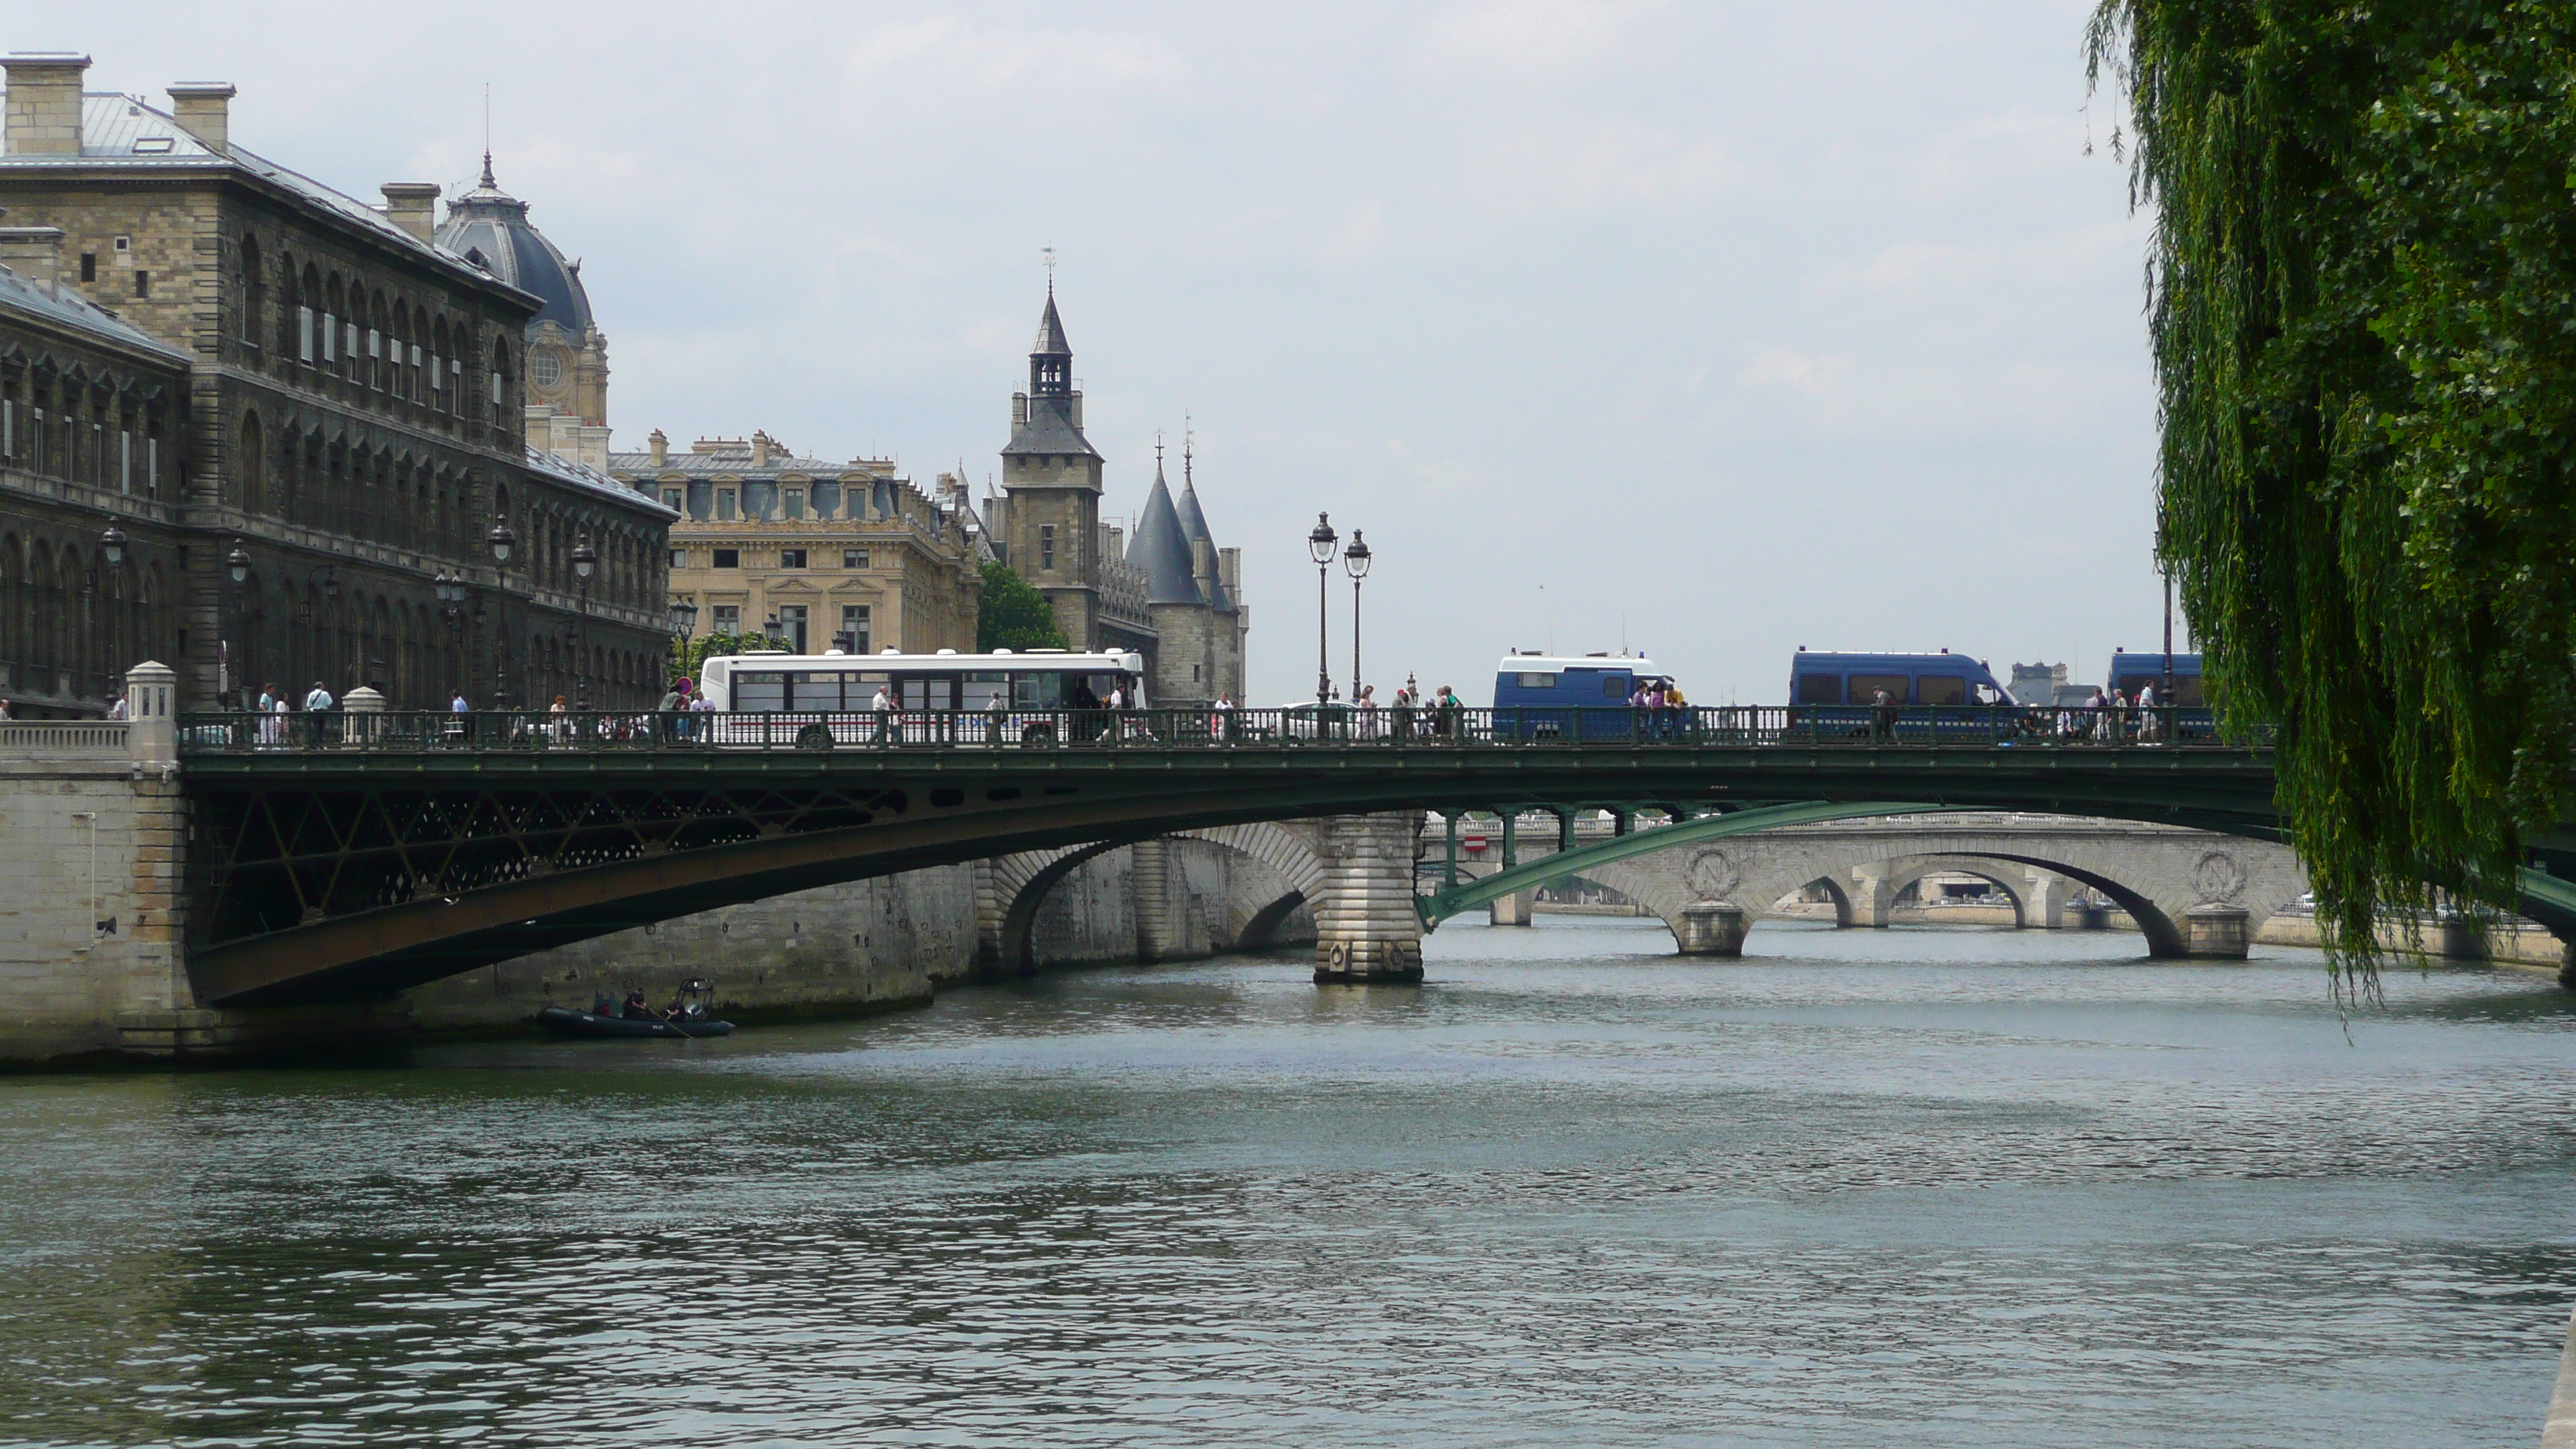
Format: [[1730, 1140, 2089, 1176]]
[[998, 284, 1105, 649], [1126, 431, 1248, 707], [436, 155, 610, 430]]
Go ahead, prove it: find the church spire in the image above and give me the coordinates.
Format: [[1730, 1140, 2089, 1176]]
[[1029, 286, 1072, 396]]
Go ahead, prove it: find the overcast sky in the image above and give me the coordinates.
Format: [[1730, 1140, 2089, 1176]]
[[44, 0, 2166, 704]]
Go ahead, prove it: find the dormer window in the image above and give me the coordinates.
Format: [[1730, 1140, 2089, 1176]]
[[131, 137, 173, 154]]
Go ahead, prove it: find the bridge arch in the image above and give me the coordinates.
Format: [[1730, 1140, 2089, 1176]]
[[978, 821, 1329, 976], [1451, 814, 2299, 961], [1872, 857, 2033, 930]]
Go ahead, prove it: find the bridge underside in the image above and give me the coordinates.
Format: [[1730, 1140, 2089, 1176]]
[[180, 742, 2321, 1005]]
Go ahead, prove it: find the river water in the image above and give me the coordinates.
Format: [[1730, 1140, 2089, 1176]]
[[3, 919, 2573, 1447]]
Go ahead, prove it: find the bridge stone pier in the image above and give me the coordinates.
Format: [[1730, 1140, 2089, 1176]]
[[0, 664, 408, 1064], [1314, 812, 1427, 984], [1432, 812, 2313, 961]]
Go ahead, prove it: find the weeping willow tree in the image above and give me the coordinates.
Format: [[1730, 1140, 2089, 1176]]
[[2088, 2, 2576, 975]]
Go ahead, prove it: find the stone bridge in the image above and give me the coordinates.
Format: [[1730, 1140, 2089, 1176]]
[[1432, 811, 2311, 958], [973, 820, 1332, 974]]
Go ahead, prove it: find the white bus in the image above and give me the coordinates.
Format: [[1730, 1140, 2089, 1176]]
[[694, 647, 1149, 745]]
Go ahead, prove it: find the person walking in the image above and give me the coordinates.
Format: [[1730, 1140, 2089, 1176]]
[[656, 679, 686, 744], [303, 680, 334, 748], [1356, 683, 1380, 741], [105, 692, 126, 721], [871, 681, 894, 744], [1211, 693, 1236, 745]]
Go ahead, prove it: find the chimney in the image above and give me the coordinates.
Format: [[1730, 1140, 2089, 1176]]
[[648, 428, 668, 468], [1218, 546, 1242, 599], [1012, 392, 1029, 426], [166, 82, 236, 156], [751, 430, 772, 467], [3, 53, 90, 156], [1192, 536, 1216, 594], [380, 182, 440, 243], [0, 226, 64, 298]]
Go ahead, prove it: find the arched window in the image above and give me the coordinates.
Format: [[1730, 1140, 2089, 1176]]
[[238, 234, 265, 350], [236, 410, 263, 513]]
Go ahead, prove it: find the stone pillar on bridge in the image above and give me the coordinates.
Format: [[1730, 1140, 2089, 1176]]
[[1844, 866, 1897, 928], [2022, 868, 2074, 930], [2185, 904, 2250, 958], [1131, 838, 1177, 961], [1488, 889, 1535, 927], [1676, 902, 1749, 957], [1315, 812, 1425, 984]]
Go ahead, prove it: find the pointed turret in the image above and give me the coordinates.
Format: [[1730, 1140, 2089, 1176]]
[[1030, 288, 1072, 396], [1173, 431, 1231, 612], [1127, 447, 1203, 605]]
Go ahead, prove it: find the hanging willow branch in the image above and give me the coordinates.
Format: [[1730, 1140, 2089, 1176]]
[[2087, 2, 2576, 985]]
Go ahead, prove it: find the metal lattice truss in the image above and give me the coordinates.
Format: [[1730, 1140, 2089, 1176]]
[[193, 780, 908, 953]]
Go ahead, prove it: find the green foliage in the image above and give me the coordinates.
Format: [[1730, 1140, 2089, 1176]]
[[977, 561, 1070, 653], [2089, 2, 2576, 979], [669, 631, 791, 683]]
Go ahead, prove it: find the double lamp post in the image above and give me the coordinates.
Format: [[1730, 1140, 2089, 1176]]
[[1306, 513, 1371, 711]]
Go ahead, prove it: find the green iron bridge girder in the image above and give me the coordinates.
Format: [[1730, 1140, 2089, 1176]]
[[1413, 802, 1949, 927], [171, 712, 2576, 1006]]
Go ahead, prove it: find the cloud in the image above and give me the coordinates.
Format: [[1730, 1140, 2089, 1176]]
[[1739, 349, 1852, 394], [1420, 0, 1667, 80]]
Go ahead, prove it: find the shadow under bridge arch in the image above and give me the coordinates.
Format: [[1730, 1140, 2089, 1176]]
[[1910, 851, 2188, 956], [986, 821, 1329, 975]]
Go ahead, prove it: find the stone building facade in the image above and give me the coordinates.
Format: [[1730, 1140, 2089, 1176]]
[[0, 225, 191, 717], [627, 431, 984, 658], [0, 53, 675, 713], [983, 286, 1248, 705]]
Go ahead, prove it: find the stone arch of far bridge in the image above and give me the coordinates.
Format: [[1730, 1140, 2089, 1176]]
[[1540, 827, 2306, 961], [1870, 855, 2035, 930], [981, 821, 1329, 975]]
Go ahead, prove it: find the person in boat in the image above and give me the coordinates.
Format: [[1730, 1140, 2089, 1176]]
[[665, 989, 695, 1022], [622, 989, 653, 1021]]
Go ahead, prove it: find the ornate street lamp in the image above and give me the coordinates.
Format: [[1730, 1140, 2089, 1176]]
[[224, 541, 250, 707], [487, 520, 516, 708], [435, 573, 470, 700], [90, 526, 128, 702], [571, 534, 596, 710], [1343, 529, 1371, 707], [1307, 512, 1338, 709]]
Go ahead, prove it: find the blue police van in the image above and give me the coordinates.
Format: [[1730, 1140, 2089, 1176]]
[[1787, 649, 2012, 738], [1492, 653, 1669, 740], [2103, 649, 2204, 706]]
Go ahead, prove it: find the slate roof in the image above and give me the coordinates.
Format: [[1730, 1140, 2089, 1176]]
[[1033, 290, 1070, 355], [606, 449, 870, 478], [0, 258, 190, 365], [1173, 474, 1233, 612], [1002, 393, 1100, 460], [0, 95, 533, 307], [1126, 463, 1204, 605], [435, 160, 593, 334], [525, 444, 677, 518]]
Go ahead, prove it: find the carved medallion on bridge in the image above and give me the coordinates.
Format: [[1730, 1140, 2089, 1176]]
[[1687, 847, 1741, 901], [2194, 850, 2248, 904]]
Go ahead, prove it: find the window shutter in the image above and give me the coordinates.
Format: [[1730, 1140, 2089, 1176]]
[[299, 307, 314, 361], [120, 431, 131, 491], [322, 314, 336, 361], [148, 437, 157, 488], [2, 399, 11, 457]]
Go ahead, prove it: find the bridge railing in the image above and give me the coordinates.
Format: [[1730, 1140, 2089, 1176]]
[[173, 704, 2263, 756]]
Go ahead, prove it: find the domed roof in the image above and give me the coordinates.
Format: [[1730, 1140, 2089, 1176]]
[[434, 156, 594, 336]]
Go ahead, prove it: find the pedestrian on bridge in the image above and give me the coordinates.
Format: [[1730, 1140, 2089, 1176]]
[[303, 681, 334, 748]]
